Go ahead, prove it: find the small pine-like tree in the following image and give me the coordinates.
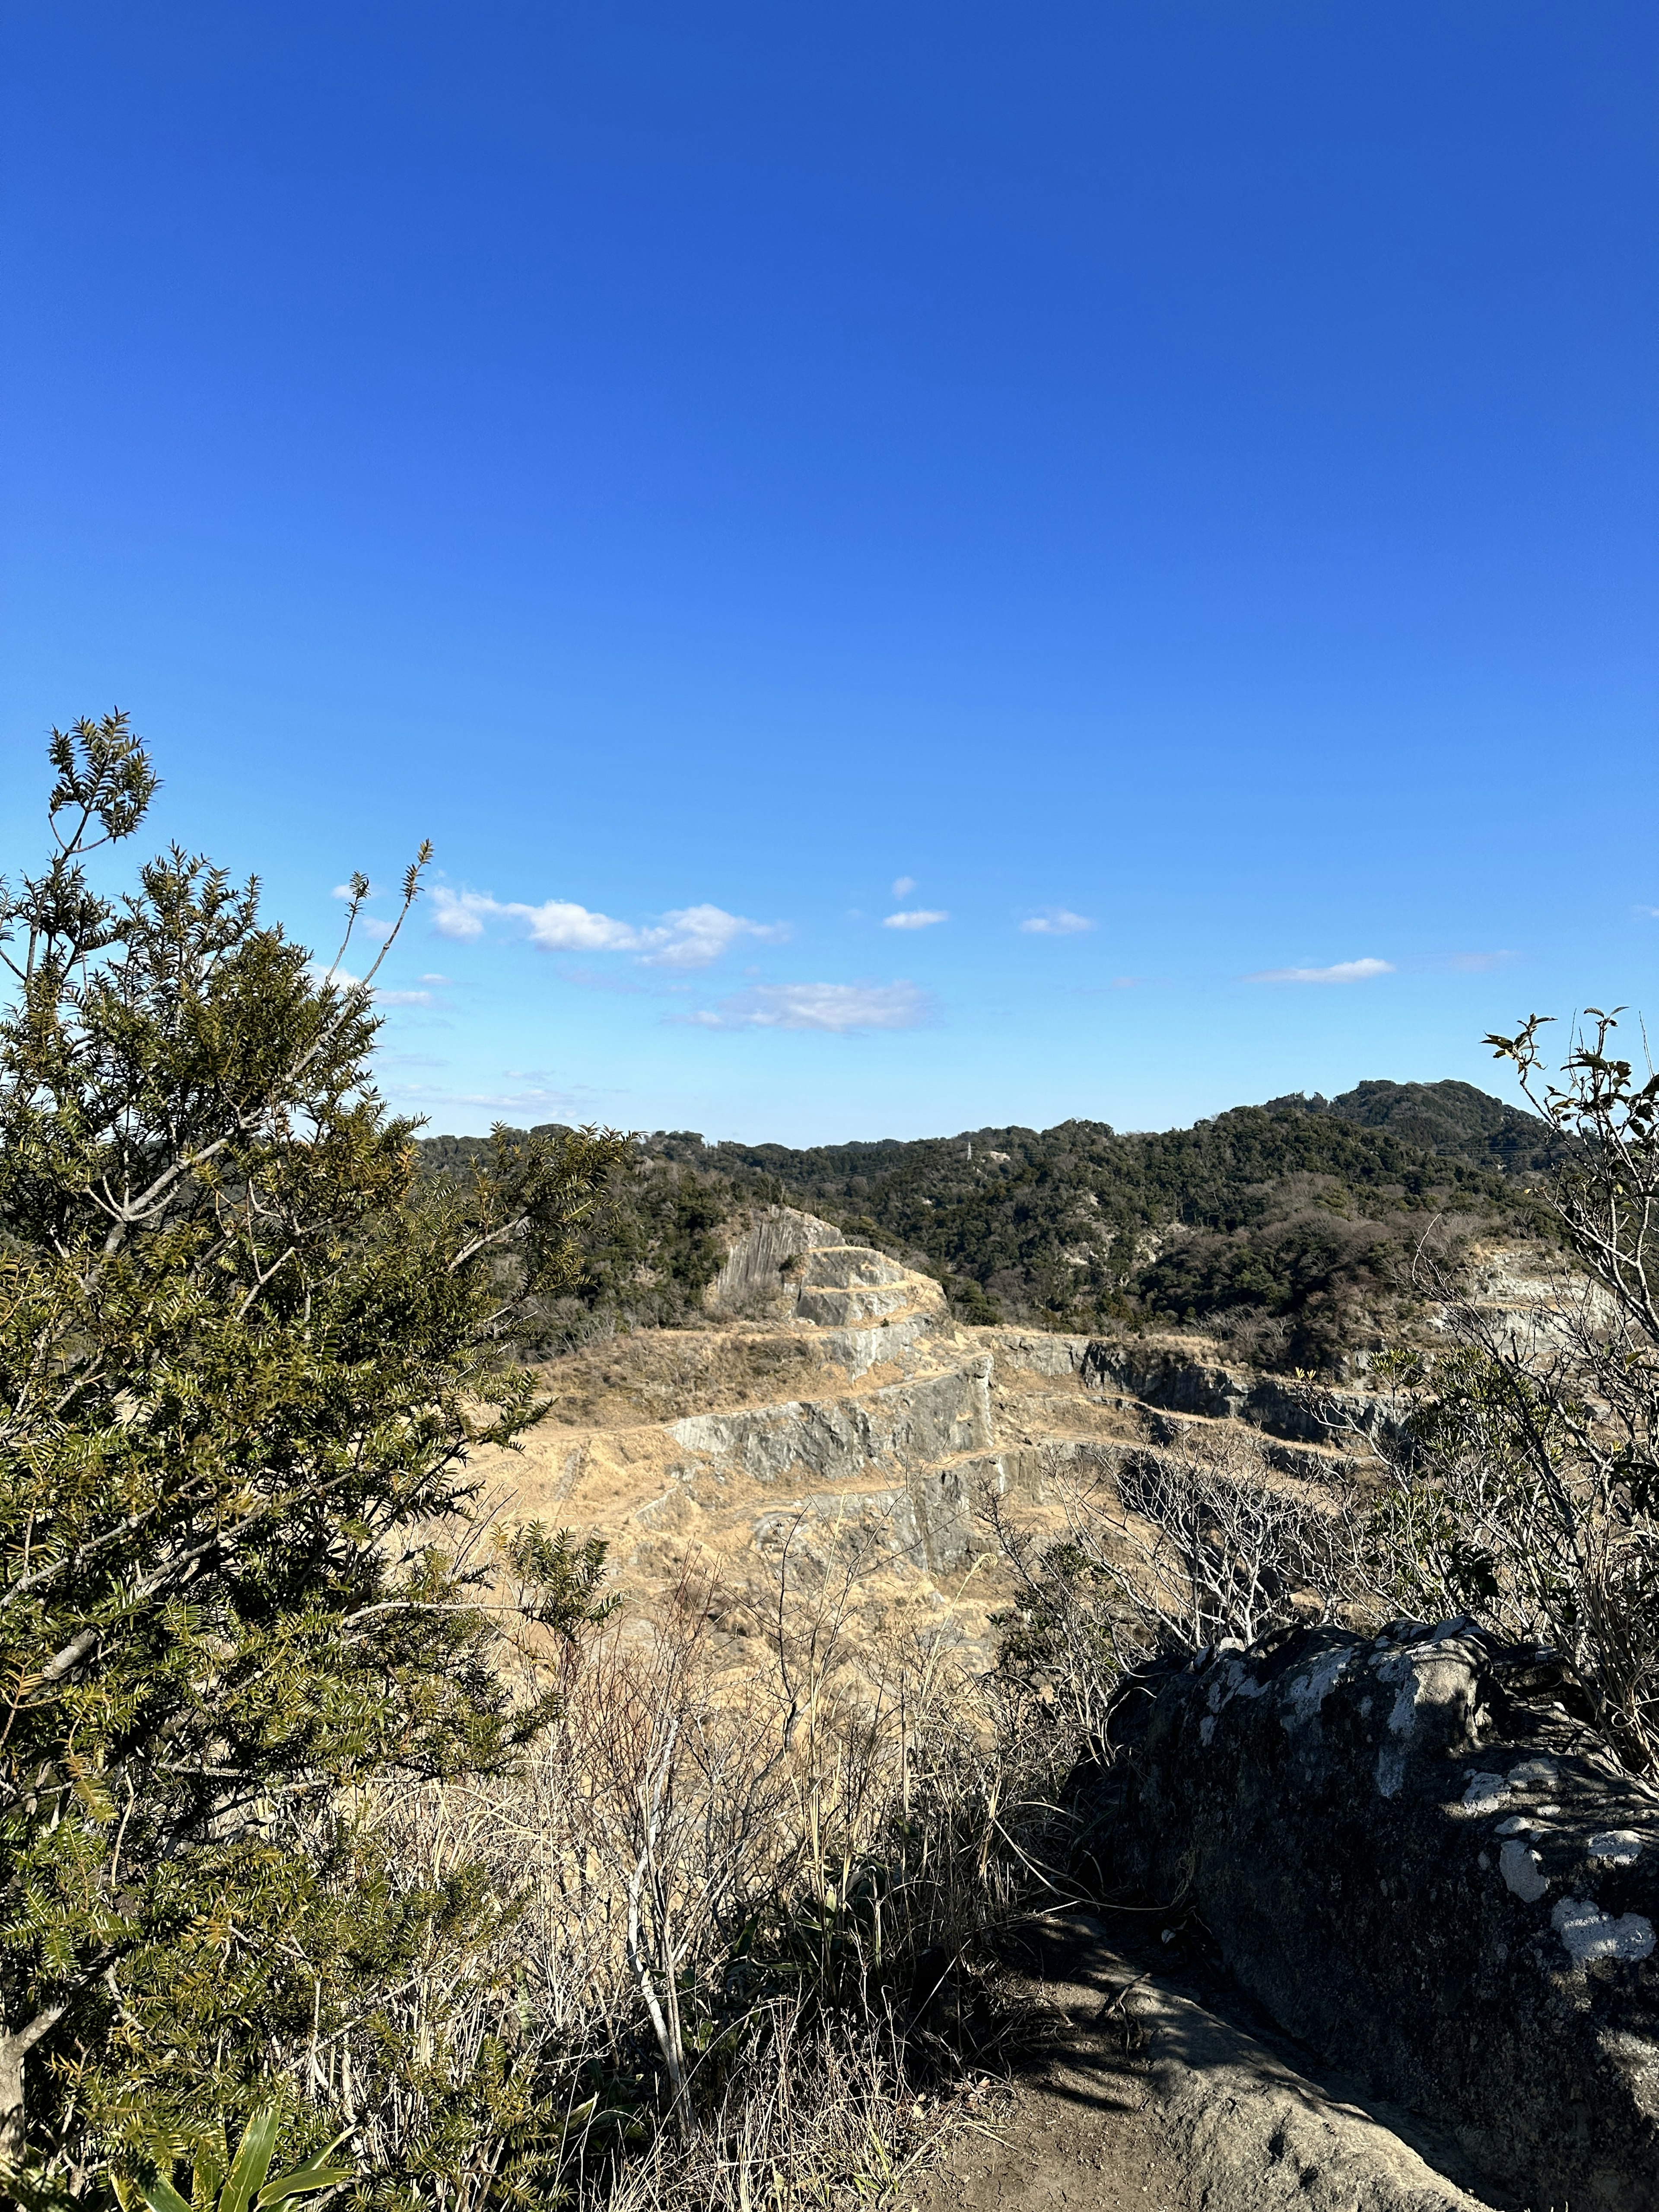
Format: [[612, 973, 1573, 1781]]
[[0, 716, 629, 2186]]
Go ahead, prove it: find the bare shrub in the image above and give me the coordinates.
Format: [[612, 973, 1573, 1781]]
[[989, 1431, 1366, 1716], [1356, 1012, 1659, 1772], [255, 1526, 1069, 2209], [594, 2004, 960, 2212]]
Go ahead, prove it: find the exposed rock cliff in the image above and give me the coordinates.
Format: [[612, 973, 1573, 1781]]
[[475, 1207, 1376, 1656], [1087, 1621, 1659, 2212]]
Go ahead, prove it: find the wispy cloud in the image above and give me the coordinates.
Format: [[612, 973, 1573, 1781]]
[[1445, 950, 1516, 974], [1020, 909, 1094, 936], [686, 981, 933, 1033], [882, 908, 948, 930], [391, 1077, 607, 1116], [1246, 957, 1395, 985], [308, 963, 436, 1009], [891, 876, 916, 898], [419, 973, 452, 985], [639, 903, 789, 969], [430, 887, 788, 969]]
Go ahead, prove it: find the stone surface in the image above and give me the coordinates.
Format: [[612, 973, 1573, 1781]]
[[472, 1209, 1373, 1663], [1088, 1621, 1659, 2210], [905, 1914, 1496, 2212], [706, 1205, 861, 1310], [1082, 1339, 1401, 1451]]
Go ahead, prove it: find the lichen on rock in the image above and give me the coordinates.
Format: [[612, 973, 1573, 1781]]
[[1083, 1619, 1659, 2211]]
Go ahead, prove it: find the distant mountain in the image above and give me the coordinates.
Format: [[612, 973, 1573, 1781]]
[[1266, 1078, 1560, 1178], [417, 1079, 1551, 1373]]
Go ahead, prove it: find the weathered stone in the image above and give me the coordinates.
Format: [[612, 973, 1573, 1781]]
[[1087, 1620, 1659, 2210], [1082, 1339, 1403, 1452], [665, 1356, 993, 1491], [706, 1206, 855, 1309]]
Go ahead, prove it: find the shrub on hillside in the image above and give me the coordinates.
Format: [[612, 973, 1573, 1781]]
[[0, 717, 626, 2196], [1359, 1012, 1659, 1772]]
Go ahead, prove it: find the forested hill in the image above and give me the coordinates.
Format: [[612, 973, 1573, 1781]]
[[418, 1078, 1554, 1370], [1284, 1077, 1561, 1176]]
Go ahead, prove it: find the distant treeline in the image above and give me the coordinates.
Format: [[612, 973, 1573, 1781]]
[[417, 1078, 1555, 1370]]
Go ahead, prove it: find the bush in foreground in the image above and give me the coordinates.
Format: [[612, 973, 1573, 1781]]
[[0, 717, 626, 2194]]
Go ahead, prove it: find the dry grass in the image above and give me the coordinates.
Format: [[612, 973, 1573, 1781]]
[[290, 1519, 1082, 2210]]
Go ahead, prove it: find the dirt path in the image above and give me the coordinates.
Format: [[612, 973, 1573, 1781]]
[[905, 1918, 1501, 2212]]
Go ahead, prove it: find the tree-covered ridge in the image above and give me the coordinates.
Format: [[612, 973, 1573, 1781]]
[[1281, 1076, 1564, 1176], [420, 1079, 1549, 1369]]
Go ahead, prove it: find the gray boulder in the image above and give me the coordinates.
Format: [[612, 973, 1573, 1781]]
[[1087, 1621, 1659, 2211]]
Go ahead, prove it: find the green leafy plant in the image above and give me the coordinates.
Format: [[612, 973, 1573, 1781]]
[[129, 2104, 350, 2212], [1359, 1010, 1659, 1769]]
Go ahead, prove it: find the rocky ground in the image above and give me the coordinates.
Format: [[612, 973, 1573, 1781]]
[[906, 1917, 1502, 2212], [472, 1205, 1379, 1662]]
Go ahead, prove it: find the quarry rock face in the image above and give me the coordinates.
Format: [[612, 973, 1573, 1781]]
[[477, 1204, 1378, 1663], [1092, 1620, 1659, 2211], [705, 1205, 852, 1311], [478, 1211, 1048, 1647], [1082, 1338, 1402, 1449]]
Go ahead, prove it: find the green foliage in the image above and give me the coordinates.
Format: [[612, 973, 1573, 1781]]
[[417, 1140, 735, 1345], [643, 1095, 1531, 1360], [129, 2101, 350, 2212], [1357, 1010, 1659, 1768], [419, 1087, 1537, 1366], [1306, 1075, 1562, 1176], [1363, 1344, 1581, 1630], [0, 716, 626, 2191]]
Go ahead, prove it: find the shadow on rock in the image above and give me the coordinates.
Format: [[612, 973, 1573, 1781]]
[[1069, 1620, 1659, 2212]]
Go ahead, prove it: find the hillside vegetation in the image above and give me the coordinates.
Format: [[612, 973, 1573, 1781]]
[[419, 1079, 1552, 1371]]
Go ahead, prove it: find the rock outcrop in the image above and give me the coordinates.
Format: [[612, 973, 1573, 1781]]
[[706, 1205, 851, 1312], [476, 1206, 1382, 1659], [1089, 1620, 1659, 2211], [911, 1914, 1499, 2212]]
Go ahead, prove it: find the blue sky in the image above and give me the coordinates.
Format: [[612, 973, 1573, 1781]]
[[3, 3, 1654, 1143]]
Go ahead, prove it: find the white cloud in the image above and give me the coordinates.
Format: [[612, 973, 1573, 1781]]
[[429, 886, 786, 969], [1446, 950, 1516, 974], [309, 960, 443, 1009], [430, 889, 493, 941], [331, 880, 382, 901], [1020, 909, 1094, 935], [891, 876, 916, 898], [687, 981, 933, 1033], [641, 902, 788, 969], [883, 908, 949, 930], [516, 899, 648, 953], [1247, 957, 1395, 985], [429, 889, 639, 953]]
